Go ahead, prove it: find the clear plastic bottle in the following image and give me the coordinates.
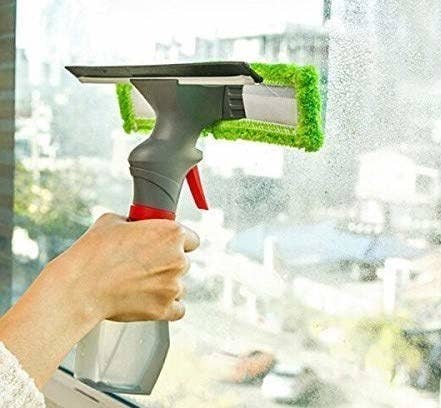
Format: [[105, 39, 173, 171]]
[[74, 320, 169, 394]]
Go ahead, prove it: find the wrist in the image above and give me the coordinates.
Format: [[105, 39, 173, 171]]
[[0, 261, 101, 388], [41, 258, 104, 330]]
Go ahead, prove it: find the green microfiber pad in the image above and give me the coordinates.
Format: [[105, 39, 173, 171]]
[[116, 83, 156, 133], [116, 63, 324, 152]]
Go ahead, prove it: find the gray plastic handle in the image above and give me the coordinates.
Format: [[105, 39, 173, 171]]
[[127, 81, 226, 393], [129, 79, 225, 210]]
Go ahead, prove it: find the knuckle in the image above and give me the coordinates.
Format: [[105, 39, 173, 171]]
[[158, 281, 178, 302], [168, 222, 186, 239], [159, 302, 173, 320], [155, 299, 185, 321], [158, 307, 169, 320], [176, 281, 185, 299], [167, 282, 180, 299], [171, 283, 180, 298], [173, 254, 189, 271], [152, 221, 185, 244]]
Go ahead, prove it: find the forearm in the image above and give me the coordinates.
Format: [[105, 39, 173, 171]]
[[0, 263, 99, 388]]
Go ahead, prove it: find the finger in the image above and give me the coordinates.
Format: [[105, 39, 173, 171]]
[[162, 301, 186, 321], [177, 255, 190, 277], [175, 281, 185, 301], [180, 225, 200, 252]]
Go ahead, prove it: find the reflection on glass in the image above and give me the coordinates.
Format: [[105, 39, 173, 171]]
[[12, 0, 441, 406]]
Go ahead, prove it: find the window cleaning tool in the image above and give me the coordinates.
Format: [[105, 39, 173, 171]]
[[66, 61, 323, 395]]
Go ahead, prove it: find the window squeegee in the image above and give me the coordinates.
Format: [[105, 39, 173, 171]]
[[65, 61, 323, 395]]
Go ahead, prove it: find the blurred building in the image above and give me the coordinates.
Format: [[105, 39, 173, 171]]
[[185, 212, 285, 329], [228, 219, 423, 316], [15, 48, 59, 171], [352, 143, 441, 238], [404, 251, 441, 329], [155, 24, 328, 72], [15, 92, 57, 172], [15, 48, 31, 118]]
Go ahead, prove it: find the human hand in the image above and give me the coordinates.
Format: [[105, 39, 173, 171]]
[[49, 213, 199, 323], [0, 213, 199, 388]]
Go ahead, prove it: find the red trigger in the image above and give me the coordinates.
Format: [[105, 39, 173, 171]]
[[186, 166, 209, 210]]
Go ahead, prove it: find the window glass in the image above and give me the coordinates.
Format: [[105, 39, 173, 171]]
[[14, 1, 441, 407]]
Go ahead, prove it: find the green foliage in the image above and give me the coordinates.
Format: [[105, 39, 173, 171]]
[[14, 163, 93, 245], [348, 316, 422, 382], [115, 62, 324, 152]]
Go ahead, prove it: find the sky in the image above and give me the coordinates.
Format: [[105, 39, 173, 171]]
[[17, 0, 324, 64]]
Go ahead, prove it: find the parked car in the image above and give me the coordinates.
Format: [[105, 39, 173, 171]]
[[262, 363, 319, 404], [232, 350, 276, 384], [208, 350, 276, 384]]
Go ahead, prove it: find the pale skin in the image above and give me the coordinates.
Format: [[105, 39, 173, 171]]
[[0, 213, 199, 389]]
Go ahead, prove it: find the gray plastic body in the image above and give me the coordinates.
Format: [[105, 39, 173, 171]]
[[75, 321, 169, 394], [129, 80, 227, 210], [74, 80, 243, 394]]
